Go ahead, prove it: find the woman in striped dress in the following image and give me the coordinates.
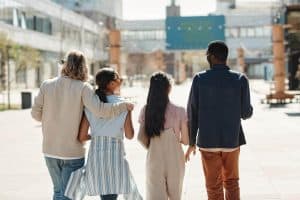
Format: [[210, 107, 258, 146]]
[[65, 68, 142, 200]]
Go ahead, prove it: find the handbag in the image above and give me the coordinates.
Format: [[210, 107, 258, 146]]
[[64, 167, 86, 200]]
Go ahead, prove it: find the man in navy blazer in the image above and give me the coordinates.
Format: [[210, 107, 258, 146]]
[[185, 41, 253, 200]]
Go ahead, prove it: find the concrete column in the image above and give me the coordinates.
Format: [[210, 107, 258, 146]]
[[80, 24, 85, 52], [9, 60, 16, 89], [237, 47, 245, 73], [120, 52, 127, 76], [155, 50, 165, 71], [109, 30, 121, 75], [272, 25, 286, 93], [42, 62, 52, 81], [26, 67, 36, 88], [174, 52, 186, 83], [266, 24, 294, 102]]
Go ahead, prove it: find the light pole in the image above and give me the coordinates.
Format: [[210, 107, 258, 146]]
[[59, 5, 64, 60], [6, 45, 11, 109]]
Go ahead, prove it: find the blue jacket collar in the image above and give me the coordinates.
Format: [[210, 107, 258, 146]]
[[211, 64, 229, 70]]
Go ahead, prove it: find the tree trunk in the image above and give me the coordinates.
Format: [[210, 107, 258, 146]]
[[0, 61, 6, 91]]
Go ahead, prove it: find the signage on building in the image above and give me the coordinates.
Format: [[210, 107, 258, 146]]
[[166, 16, 225, 50]]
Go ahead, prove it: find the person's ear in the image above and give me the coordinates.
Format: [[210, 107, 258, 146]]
[[210, 54, 216, 61], [108, 81, 115, 88]]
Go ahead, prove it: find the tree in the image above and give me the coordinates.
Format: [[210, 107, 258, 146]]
[[0, 33, 14, 91], [0, 32, 41, 90], [13, 45, 41, 88]]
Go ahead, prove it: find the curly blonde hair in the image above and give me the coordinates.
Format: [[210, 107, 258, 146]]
[[61, 50, 88, 81]]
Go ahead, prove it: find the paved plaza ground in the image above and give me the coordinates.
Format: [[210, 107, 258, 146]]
[[0, 80, 300, 200]]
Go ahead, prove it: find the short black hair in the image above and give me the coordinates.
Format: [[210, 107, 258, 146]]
[[207, 41, 228, 62]]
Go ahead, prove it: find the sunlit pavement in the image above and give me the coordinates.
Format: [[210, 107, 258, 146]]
[[0, 80, 300, 200]]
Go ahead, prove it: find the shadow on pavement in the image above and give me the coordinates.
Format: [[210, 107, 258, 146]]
[[285, 112, 300, 117]]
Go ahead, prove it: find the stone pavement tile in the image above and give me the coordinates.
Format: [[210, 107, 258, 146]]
[[239, 147, 280, 197], [249, 79, 272, 95], [241, 194, 281, 200], [261, 166, 300, 179], [123, 140, 147, 196], [0, 110, 52, 200], [181, 153, 207, 200], [274, 180, 300, 198], [281, 194, 300, 200]]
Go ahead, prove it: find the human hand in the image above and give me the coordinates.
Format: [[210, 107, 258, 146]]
[[126, 102, 134, 111], [185, 145, 196, 163]]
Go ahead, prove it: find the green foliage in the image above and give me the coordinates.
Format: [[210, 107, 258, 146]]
[[0, 32, 41, 91], [14, 45, 41, 71], [0, 32, 13, 60], [0, 32, 41, 69]]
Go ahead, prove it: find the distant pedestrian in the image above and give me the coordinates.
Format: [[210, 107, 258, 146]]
[[185, 41, 253, 200], [138, 72, 189, 200], [65, 68, 142, 200], [31, 50, 133, 200]]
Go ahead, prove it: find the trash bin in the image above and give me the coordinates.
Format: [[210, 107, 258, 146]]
[[21, 92, 32, 109]]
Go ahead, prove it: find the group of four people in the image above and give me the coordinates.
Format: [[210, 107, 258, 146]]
[[31, 41, 253, 200]]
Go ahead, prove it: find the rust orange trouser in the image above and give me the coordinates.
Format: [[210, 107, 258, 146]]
[[200, 149, 240, 200]]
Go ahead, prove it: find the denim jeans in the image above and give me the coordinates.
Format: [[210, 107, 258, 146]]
[[101, 194, 118, 200], [45, 157, 85, 200]]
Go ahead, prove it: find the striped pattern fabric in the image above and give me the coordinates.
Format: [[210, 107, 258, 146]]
[[65, 136, 142, 200], [64, 167, 87, 200]]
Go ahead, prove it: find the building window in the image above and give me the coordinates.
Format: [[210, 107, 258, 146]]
[[122, 30, 165, 41], [247, 27, 255, 37], [225, 28, 230, 37], [255, 27, 264, 37], [16, 68, 26, 84], [240, 28, 247, 37], [226, 25, 272, 38], [263, 26, 271, 36], [229, 28, 239, 38]]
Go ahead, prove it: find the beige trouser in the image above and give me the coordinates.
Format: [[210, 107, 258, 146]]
[[146, 129, 185, 200]]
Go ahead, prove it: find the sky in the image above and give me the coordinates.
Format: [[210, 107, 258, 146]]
[[122, 0, 279, 20]]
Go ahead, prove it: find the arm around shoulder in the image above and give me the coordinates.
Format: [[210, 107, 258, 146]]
[[81, 83, 128, 118]]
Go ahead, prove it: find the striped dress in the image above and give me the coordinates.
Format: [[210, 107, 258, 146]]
[[65, 95, 142, 200]]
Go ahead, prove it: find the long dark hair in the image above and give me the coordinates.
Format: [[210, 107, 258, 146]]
[[145, 72, 172, 137], [95, 68, 119, 103]]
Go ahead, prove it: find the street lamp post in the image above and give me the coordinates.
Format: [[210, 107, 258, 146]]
[[6, 45, 11, 109], [59, 6, 64, 60]]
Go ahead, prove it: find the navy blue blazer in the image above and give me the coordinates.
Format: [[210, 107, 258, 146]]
[[187, 64, 253, 148]]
